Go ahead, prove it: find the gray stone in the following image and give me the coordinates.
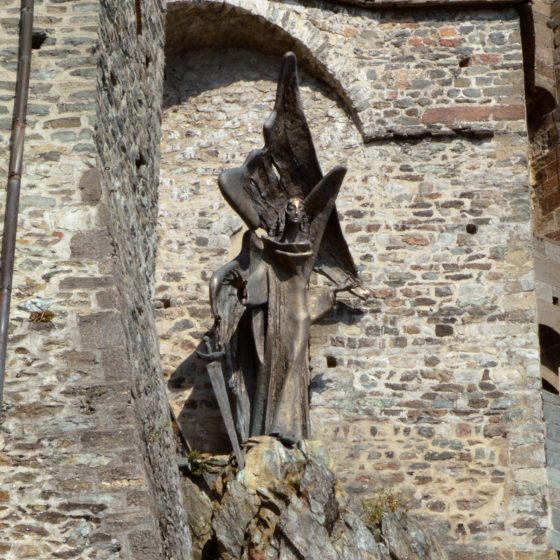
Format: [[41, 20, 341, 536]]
[[70, 230, 113, 260], [78, 312, 124, 349], [212, 480, 259, 559], [381, 511, 448, 560], [182, 478, 213, 557], [79, 167, 102, 203]]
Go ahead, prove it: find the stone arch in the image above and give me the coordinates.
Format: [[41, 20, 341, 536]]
[[165, 0, 365, 138]]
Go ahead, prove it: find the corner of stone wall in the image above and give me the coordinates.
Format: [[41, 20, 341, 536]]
[[95, 2, 191, 558]]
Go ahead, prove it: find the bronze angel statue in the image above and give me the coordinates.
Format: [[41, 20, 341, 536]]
[[198, 53, 362, 463]]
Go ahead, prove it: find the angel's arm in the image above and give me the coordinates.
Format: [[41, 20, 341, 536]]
[[309, 281, 359, 324], [209, 260, 243, 322]]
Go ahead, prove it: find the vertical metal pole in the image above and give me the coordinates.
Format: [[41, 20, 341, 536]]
[[0, 0, 34, 410]]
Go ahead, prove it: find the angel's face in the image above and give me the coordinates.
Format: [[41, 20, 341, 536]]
[[286, 197, 305, 224]]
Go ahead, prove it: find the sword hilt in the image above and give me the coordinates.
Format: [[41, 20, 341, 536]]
[[197, 334, 225, 362]]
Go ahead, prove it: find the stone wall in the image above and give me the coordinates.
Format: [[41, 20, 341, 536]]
[[95, 0, 191, 558], [158, 1, 552, 558], [166, 0, 527, 143], [0, 1, 190, 559], [534, 236, 560, 334], [0, 0, 555, 559]]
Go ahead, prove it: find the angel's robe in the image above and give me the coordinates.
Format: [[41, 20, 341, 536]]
[[213, 232, 338, 442]]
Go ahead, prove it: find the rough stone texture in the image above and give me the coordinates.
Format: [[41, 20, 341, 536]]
[[157, 2, 551, 557], [531, 0, 556, 98], [527, 0, 560, 238], [182, 436, 448, 560], [95, 0, 192, 558], [0, 0, 556, 558], [0, 1, 190, 559], [534, 236, 560, 336], [534, 236, 560, 550]]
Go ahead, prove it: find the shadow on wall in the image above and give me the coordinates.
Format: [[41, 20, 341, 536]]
[[164, 0, 360, 129], [162, 49, 279, 110], [168, 338, 232, 454], [163, 47, 350, 115]]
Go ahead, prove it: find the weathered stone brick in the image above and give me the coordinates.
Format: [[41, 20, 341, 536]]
[[421, 105, 525, 124], [70, 230, 112, 260], [78, 312, 124, 349], [78, 167, 102, 203]]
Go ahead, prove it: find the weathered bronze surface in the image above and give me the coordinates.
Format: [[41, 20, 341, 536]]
[[198, 52, 361, 450]]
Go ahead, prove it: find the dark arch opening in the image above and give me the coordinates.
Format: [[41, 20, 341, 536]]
[[539, 324, 560, 394], [527, 86, 557, 137]]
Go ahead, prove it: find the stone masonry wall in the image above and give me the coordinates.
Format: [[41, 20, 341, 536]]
[[0, 1, 190, 559], [95, 0, 191, 558], [166, 0, 528, 143], [158, 2, 552, 558]]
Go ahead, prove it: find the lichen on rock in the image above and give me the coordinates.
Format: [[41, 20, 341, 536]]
[[181, 436, 448, 560]]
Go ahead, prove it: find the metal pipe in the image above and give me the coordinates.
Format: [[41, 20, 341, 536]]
[[0, 0, 34, 410]]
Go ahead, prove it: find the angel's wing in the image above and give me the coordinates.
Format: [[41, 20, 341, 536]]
[[219, 52, 360, 286]]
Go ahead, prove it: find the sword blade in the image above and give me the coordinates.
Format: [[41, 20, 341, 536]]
[[206, 360, 245, 470]]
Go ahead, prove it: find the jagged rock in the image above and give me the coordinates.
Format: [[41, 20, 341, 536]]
[[182, 478, 213, 552], [181, 436, 448, 560], [381, 511, 448, 560], [213, 480, 260, 559], [332, 511, 389, 560]]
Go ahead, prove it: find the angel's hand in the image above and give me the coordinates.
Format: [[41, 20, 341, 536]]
[[225, 269, 245, 289], [332, 280, 358, 295]]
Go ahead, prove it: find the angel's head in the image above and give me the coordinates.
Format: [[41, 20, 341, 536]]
[[285, 197, 306, 224]]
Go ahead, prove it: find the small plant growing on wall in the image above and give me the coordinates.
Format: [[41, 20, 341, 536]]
[[186, 448, 206, 477], [362, 488, 409, 526]]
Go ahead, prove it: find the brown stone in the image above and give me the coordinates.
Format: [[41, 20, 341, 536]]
[[435, 324, 454, 337], [421, 105, 525, 124], [79, 167, 102, 203], [70, 230, 113, 260], [402, 235, 429, 246]]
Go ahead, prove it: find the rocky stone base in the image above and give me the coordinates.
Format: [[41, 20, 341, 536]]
[[181, 436, 448, 560]]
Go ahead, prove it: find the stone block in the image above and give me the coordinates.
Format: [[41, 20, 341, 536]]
[[70, 230, 113, 260], [79, 167, 102, 203], [59, 276, 114, 290], [78, 312, 124, 349], [128, 528, 163, 559]]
